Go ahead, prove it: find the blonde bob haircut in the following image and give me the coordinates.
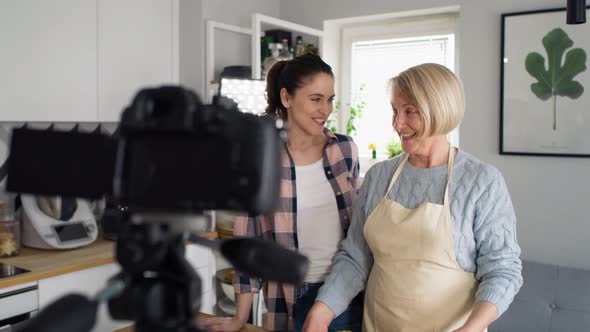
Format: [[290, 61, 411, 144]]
[[389, 63, 464, 140]]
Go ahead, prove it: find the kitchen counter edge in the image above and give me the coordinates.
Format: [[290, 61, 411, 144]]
[[0, 239, 114, 289]]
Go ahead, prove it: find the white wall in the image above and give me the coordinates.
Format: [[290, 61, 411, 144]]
[[279, 0, 590, 270], [179, 0, 205, 97], [202, 0, 279, 28]]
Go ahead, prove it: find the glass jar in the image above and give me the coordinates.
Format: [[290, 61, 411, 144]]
[[0, 195, 20, 257], [262, 43, 282, 79], [277, 39, 293, 61]]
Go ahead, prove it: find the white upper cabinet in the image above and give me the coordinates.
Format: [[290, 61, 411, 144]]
[[0, 0, 178, 122], [251, 13, 323, 80], [98, 0, 178, 122], [0, 0, 98, 122]]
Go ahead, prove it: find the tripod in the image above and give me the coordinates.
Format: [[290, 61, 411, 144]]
[[108, 221, 205, 332]]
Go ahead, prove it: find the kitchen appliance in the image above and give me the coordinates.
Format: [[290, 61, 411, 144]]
[[19, 195, 97, 249]]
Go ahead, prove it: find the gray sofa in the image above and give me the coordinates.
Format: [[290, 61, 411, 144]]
[[489, 260, 590, 332]]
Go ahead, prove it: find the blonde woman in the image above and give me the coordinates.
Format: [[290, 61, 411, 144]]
[[303, 63, 522, 332]]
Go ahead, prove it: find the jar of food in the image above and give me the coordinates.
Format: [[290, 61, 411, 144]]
[[0, 195, 20, 257]]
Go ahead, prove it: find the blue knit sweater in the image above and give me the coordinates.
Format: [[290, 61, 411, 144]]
[[317, 149, 523, 318]]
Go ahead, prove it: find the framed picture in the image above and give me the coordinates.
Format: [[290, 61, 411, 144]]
[[500, 7, 590, 157]]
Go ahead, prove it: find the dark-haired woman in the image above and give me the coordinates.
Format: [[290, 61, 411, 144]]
[[201, 54, 364, 332]]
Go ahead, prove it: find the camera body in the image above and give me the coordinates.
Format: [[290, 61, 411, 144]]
[[114, 86, 282, 214]]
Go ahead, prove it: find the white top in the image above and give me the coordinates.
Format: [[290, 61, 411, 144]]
[[295, 159, 343, 283]]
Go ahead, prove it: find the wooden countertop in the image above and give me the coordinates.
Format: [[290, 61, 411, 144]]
[[0, 232, 219, 289], [114, 313, 266, 332], [0, 239, 115, 288]]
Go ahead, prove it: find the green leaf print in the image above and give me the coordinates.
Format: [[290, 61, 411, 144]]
[[525, 28, 587, 130]]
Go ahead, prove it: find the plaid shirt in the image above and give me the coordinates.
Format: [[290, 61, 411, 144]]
[[233, 129, 361, 331]]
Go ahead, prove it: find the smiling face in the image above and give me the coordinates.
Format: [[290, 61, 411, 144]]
[[280, 72, 335, 137], [392, 93, 428, 155]]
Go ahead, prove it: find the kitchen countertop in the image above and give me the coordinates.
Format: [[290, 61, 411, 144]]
[[0, 232, 218, 289], [0, 239, 114, 288]]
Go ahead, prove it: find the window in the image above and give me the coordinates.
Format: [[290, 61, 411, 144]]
[[351, 34, 455, 159], [333, 12, 459, 171]]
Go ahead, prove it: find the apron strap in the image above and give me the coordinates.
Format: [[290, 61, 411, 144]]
[[443, 145, 455, 205], [386, 153, 410, 194]]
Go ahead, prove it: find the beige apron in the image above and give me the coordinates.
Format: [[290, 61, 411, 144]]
[[363, 147, 483, 332]]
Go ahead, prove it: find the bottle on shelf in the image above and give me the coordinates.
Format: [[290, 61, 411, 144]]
[[260, 36, 273, 64], [294, 35, 305, 57], [262, 43, 282, 79], [277, 39, 293, 61]]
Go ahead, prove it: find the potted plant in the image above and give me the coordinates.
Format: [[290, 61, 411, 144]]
[[386, 138, 403, 158], [326, 84, 366, 136]]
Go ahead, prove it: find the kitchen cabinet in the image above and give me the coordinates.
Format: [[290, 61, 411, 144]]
[[185, 243, 217, 315], [205, 20, 252, 102], [205, 13, 322, 96], [251, 13, 323, 79], [0, 281, 38, 330], [205, 13, 322, 110], [0, 0, 178, 122], [35, 245, 215, 331], [98, 0, 179, 122], [38, 263, 130, 332], [0, 0, 98, 122]]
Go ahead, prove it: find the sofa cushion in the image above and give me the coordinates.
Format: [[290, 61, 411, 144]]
[[489, 260, 590, 332]]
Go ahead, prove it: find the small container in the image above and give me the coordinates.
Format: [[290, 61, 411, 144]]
[[262, 43, 282, 79], [294, 35, 305, 57], [0, 195, 20, 257], [277, 39, 293, 61]]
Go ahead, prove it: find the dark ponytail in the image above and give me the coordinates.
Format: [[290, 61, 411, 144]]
[[264, 54, 333, 121], [265, 60, 290, 120]]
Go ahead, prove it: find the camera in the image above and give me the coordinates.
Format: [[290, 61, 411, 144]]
[[7, 86, 308, 332]]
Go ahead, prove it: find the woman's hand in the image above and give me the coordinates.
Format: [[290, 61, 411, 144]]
[[199, 316, 246, 332], [302, 301, 336, 332], [200, 292, 253, 331], [452, 301, 498, 332]]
